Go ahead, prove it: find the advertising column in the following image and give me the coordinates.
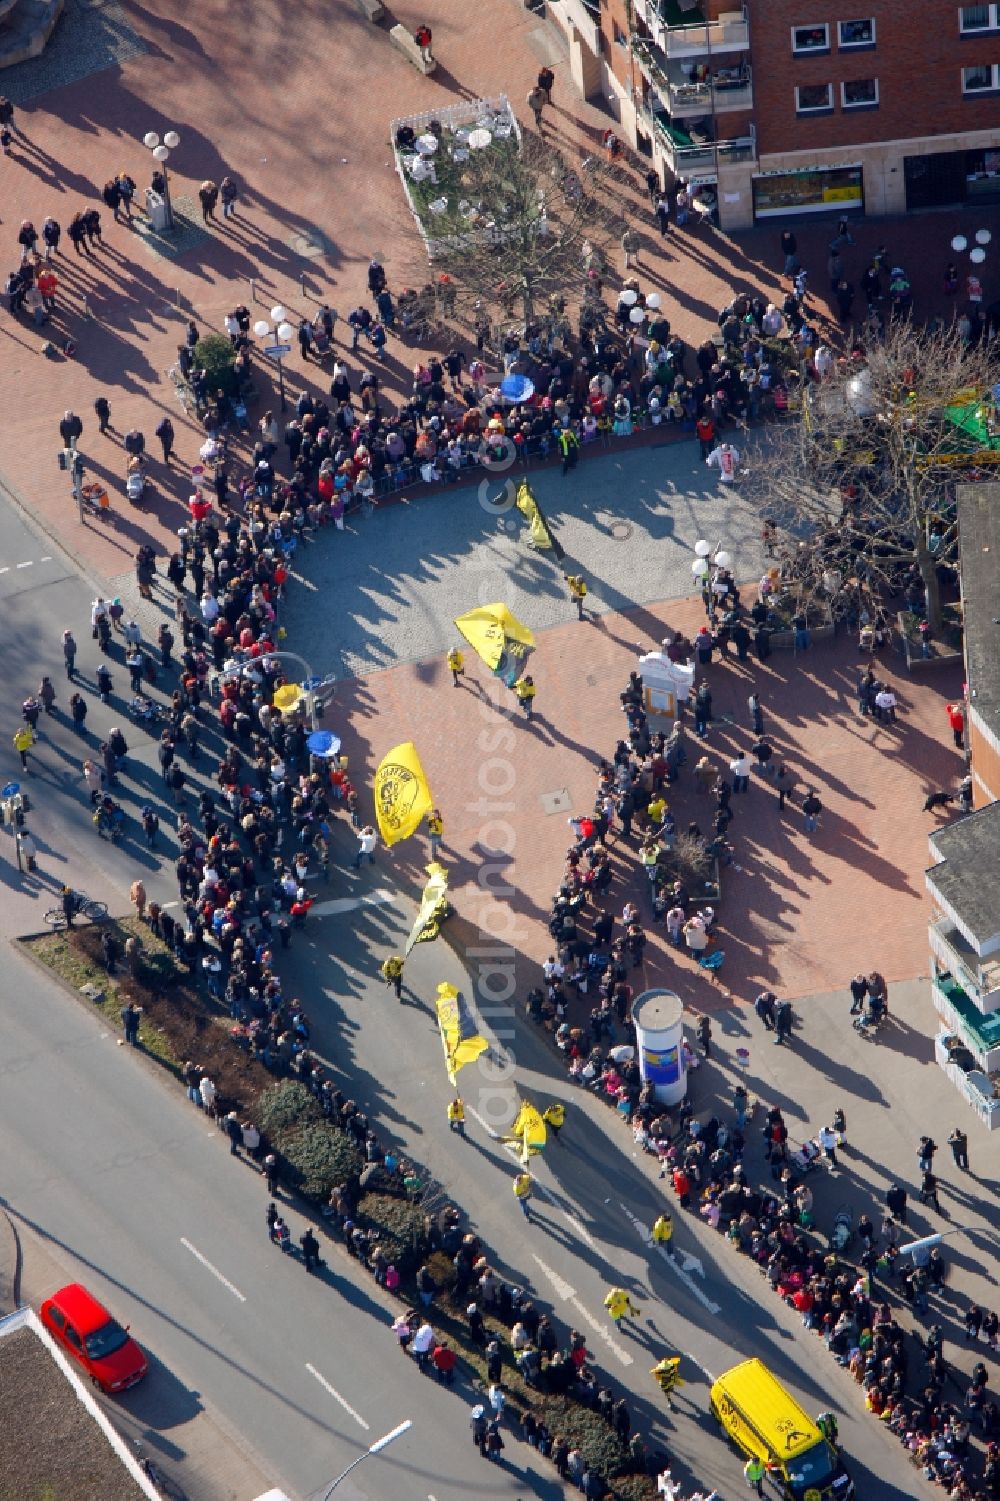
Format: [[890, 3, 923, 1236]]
[[632, 989, 687, 1106]]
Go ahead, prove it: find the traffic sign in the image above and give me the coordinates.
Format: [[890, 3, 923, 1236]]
[[302, 675, 322, 692], [263, 343, 292, 358], [1, 782, 20, 798]]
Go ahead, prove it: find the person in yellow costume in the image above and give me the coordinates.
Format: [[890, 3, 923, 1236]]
[[514, 674, 536, 720], [651, 1355, 684, 1409], [651, 1212, 674, 1258], [447, 1097, 465, 1136], [513, 1171, 533, 1220], [446, 647, 465, 687], [542, 1102, 565, 1139], [604, 1287, 639, 1326], [380, 955, 404, 1000], [565, 573, 588, 621]]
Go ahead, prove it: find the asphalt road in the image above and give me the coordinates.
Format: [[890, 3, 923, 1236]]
[[0, 469, 929, 1501], [1, 943, 547, 1501], [275, 891, 927, 1501]]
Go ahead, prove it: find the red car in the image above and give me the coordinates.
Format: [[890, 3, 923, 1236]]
[[39, 1283, 148, 1393]]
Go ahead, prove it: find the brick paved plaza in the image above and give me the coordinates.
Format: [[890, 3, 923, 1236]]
[[0, 0, 994, 586]]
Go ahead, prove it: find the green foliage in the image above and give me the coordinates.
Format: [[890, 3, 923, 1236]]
[[254, 1080, 321, 1138], [193, 332, 237, 397], [357, 1191, 429, 1273], [141, 950, 179, 993], [539, 1396, 629, 1478], [276, 1122, 362, 1202]]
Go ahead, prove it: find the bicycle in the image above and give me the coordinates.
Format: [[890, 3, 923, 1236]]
[[44, 895, 109, 929]]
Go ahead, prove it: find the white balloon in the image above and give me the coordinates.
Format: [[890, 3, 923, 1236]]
[[646, 292, 662, 309], [253, 321, 270, 338], [976, 229, 992, 245], [619, 289, 638, 306], [951, 236, 968, 252], [714, 550, 732, 568], [163, 130, 180, 150], [692, 558, 710, 577], [143, 131, 160, 149], [970, 248, 986, 264], [271, 304, 287, 324], [695, 539, 712, 556], [629, 307, 645, 324]]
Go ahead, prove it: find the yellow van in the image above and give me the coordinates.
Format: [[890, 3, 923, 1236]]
[[710, 1359, 854, 1500]]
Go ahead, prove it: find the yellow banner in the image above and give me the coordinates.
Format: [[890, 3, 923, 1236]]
[[373, 742, 433, 847], [505, 1101, 547, 1163], [436, 981, 488, 1085], [453, 604, 535, 670], [516, 482, 553, 550], [405, 862, 450, 955]]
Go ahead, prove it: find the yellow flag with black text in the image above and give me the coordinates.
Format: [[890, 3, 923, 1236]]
[[505, 1101, 547, 1163], [373, 742, 433, 847], [436, 981, 489, 1085], [405, 862, 450, 955]]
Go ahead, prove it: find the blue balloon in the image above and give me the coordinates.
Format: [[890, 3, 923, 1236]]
[[500, 374, 534, 402]]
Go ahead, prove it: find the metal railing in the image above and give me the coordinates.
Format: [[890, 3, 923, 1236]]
[[632, 0, 749, 55]]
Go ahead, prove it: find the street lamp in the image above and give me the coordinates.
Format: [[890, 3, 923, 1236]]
[[143, 129, 180, 231], [319, 1419, 412, 1499], [691, 538, 733, 586], [254, 305, 294, 413], [239, 648, 326, 729]]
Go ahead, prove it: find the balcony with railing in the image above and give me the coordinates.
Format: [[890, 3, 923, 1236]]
[[929, 915, 1000, 1014], [631, 0, 749, 56], [632, 35, 752, 115], [639, 100, 755, 176], [932, 971, 1000, 1071]]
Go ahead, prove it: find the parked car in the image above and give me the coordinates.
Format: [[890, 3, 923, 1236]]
[[39, 1283, 148, 1393]]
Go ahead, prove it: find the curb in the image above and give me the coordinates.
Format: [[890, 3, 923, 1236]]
[[0, 1203, 22, 1315]]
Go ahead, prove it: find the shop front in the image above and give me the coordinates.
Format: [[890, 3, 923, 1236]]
[[751, 163, 864, 220], [904, 147, 1000, 211]]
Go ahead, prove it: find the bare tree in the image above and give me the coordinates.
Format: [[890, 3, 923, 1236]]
[[744, 322, 1000, 631], [412, 131, 627, 341]]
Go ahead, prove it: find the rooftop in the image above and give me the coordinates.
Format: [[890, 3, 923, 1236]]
[[927, 799, 1000, 947], [956, 483, 1000, 743], [0, 1309, 153, 1501]]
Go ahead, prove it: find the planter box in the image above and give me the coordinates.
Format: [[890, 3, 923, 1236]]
[[897, 612, 964, 673], [768, 606, 835, 653]]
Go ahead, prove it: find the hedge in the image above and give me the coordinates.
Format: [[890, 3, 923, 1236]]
[[254, 1080, 322, 1137], [275, 1121, 363, 1202], [356, 1192, 428, 1274]]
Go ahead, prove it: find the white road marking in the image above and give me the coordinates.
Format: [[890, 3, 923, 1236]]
[[180, 1238, 247, 1302], [310, 889, 397, 917], [465, 1105, 501, 1139], [618, 1202, 720, 1315], [531, 1254, 634, 1367], [306, 1363, 370, 1428], [15, 561, 33, 569], [678, 1251, 705, 1277], [40, 556, 52, 562], [0, 568, 8, 576]]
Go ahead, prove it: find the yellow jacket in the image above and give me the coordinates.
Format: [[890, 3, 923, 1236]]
[[514, 678, 536, 702], [447, 1098, 465, 1123], [12, 728, 33, 753], [652, 1214, 673, 1243], [513, 1173, 532, 1199], [543, 1103, 565, 1129], [447, 649, 464, 671]]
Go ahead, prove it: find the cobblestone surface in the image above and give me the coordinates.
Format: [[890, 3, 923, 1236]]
[[1, 0, 146, 103]]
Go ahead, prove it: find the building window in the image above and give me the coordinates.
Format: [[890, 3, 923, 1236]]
[[842, 77, 879, 107], [960, 4, 1000, 31], [795, 82, 834, 112], [613, 19, 627, 45], [838, 17, 876, 46], [963, 62, 1000, 90], [791, 23, 830, 53]]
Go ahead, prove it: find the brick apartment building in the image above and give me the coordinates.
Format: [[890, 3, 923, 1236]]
[[546, 0, 1000, 229]]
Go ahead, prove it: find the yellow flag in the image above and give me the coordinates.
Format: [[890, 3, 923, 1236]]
[[515, 482, 552, 551], [405, 862, 450, 956], [453, 604, 535, 670], [436, 981, 488, 1085], [505, 1101, 547, 1163], [373, 742, 433, 847]]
